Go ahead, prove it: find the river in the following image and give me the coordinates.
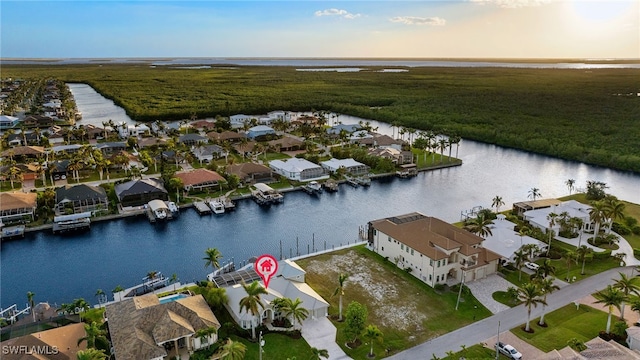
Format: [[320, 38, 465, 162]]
[[1, 87, 639, 310]]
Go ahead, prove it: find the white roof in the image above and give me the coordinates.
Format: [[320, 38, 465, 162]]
[[0, 115, 19, 122], [481, 217, 546, 260], [524, 200, 592, 229], [276, 259, 306, 280], [248, 125, 274, 132], [148, 199, 168, 212], [270, 158, 322, 172], [321, 158, 365, 169], [253, 183, 275, 192]]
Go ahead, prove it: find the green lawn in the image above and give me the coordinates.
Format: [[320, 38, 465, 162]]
[[511, 304, 609, 353], [442, 344, 512, 360], [297, 246, 491, 358]]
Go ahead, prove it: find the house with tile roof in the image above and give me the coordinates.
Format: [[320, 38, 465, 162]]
[[115, 178, 168, 207], [0, 192, 37, 222], [55, 184, 108, 216], [207, 130, 246, 143], [268, 136, 304, 152], [106, 294, 220, 360], [0, 323, 87, 360], [225, 162, 275, 185], [175, 169, 226, 192], [368, 212, 502, 287]]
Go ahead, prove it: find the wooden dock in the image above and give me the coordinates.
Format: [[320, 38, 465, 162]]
[[193, 201, 212, 215]]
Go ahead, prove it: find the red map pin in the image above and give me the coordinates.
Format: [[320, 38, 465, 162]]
[[254, 254, 278, 289]]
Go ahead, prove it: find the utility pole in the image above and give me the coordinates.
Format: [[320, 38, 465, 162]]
[[455, 271, 466, 310], [495, 321, 500, 360], [259, 331, 265, 360]]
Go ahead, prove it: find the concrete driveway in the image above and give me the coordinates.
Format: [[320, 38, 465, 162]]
[[465, 274, 511, 314], [301, 316, 351, 360]]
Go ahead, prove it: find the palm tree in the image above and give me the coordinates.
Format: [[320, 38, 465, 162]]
[[239, 281, 268, 339], [546, 212, 558, 256], [536, 259, 556, 279], [593, 285, 625, 334], [76, 348, 107, 360], [603, 196, 626, 234], [571, 217, 585, 247], [613, 272, 640, 320], [565, 179, 576, 195], [27, 291, 36, 322], [333, 273, 348, 321], [203, 247, 223, 271], [528, 187, 541, 201], [513, 250, 528, 282], [492, 195, 505, 214], [218, 338, 247, 360], [194, 326, 217, 349], [576, 245, 593, 275], [518, 282, 546, 332], [77, 321, 107, 349], [589, 201, 606, 241], [309, 347, 329, 360], [463, 214, 494, 238], [437, 138, 448, 163], [95, 289, 105, 308], [535, 277, 559, 326], [281, 297, 309, 329], [564, 250, 577, 281], [362, 324, 383, 357], [171, 273, 179, 292]]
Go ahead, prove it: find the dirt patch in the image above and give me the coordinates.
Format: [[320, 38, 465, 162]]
[[302, 251, 428, 332]]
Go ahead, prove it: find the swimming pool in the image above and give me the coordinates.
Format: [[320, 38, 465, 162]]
[[158, 293, 188, 304]]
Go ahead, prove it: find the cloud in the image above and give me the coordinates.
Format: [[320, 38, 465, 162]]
[[389, 16, 446, 26], [314, 8, 361, 19], [469, 0, 553, 8]]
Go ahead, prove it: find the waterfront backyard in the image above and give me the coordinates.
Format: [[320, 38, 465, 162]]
[[296, 246, 491, 358]]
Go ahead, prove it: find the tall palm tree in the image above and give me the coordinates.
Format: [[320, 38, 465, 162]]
[[94, 289, 105, 307], [528, 187, 541, 201], [589, 201, 606, 241], [27, 291, 36, 322], [333, 273, 348, 321], [218, 338, 247, 360], [518, 282, 546, 332], [576, 245, 593, 275], [535, 277, 560, 326], [437, 138, 448, 163], [593, 285, 625, 334], [492, 195, 505, 214], [194, 326, 217, 349], [203, 247, 223, 271], [571, 217, 585, 247], [603, 196, 626, 234], [362, 324, 383, 357], [77, 321, 107, 349], [309, 347, 330, 360], [546, 212, 558, 256], [463, 214, 494, 238], [239, 281, 268, 339], [536, 259, 556, 279], [564, 250, 577, 281], [171, 273, 179, 292], [76, 348, 107, 360], [281, 297, 309, 329], [613, 272, 640, 320], [513, 250, 528, 282], [565, 179, 575, 195]]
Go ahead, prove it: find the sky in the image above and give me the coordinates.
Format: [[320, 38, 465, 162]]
[[1, 0, 638, 59]]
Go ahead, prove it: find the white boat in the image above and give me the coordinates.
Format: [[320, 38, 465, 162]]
[[302, 181, 322, 195], [167, 201, 179, 214], [208, 199, 225, 214], [250, 183, 284, 205], [148, 199, 170, 221]]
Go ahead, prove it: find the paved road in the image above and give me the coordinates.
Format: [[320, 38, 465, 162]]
[[386, 266, 634, 360]]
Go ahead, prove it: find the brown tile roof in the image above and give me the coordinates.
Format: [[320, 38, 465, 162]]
[[0, 192, 37, 211], [207, 131, 246, 141], [0, 323, 87, 360], [232, 141, 256, 153], [106, 294, 220, 360], [175, 168, 225, 187], [268, 137, 304, 149], [225, 162, 272, 178], [190, 120, 216, 129], [370, 212, 496, 261], [1, 146, 45, 157], [137, 137, 167, 148]]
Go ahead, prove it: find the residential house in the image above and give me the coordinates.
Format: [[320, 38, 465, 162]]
[[523, 200, 594, 233], [225, 163, 275, 185], [55, 184, 108, 215], [512, 198, 562, 217], [368, 212, 502, 287], [232, 141, 257, 158], [0, 114, 20, 129], [115, 178, 168, 207], [5, 132, 40, 146], [109, 150, 146, 173], [106, 294, 220, 360], [0, 192, 37, 222], [326, 123, 361, 135], [482, 214, 547, 264], [349, 130, 374, 145], [1, 145, 46, 159], [267, 111, 291, 123], [223, 260, 329, 331], [268, 136, 304, 152], [190, 120, 216, 131], [95, 142, 127, 155], [247, 125, 275, 139], [627, 326, 640, 351], [0, 323, 87, 360], [51, 144, 83, 155], [207, 130, 246, 143], [138, 137, 167, 149], [229, 114, 253, 129], [269, 158, 328, 182], [368, 147, 414, 165], [22, 114, 54, 128], [49, 160, 70, 180], [192, 144, 227, 163], [175, 168, 226, 192], [178, 133, 208, 146], [320, 158, 370, 176]]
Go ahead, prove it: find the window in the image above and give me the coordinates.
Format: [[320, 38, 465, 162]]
[[401, 244, 404, 250], [374, 229, 377, 235], [381, 246, 384, 251], [443, 259, 447, 266], [411, 249, 414, 255], [430, 259, 433, 266], [436, 275, 440, 282], [429, 274, 432, 281], [387, 236, 391, 242], [406, 247, 409, 253], [437, 260, 441, 268]]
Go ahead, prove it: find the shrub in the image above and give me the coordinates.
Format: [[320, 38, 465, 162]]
[[633, 225, 640, 236], [611, 222, 631, 235], [434, 283, 446, 292]]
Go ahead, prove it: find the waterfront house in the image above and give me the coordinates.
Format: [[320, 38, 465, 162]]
[[349, 130, 374, 145], [115, 178, 168, 207], [0, 192, 37, 222], [223, 260, 329, 331], [229, 114, 253, 129], [269, 158, 328, 182], [189, 120, 216, 131], [247, 125, 275, 139], [368, 212, 502, 287], [368, 147, 414, 165], [268, 136, 304, 152], [207, 130, 246, 143], [178, 133, 208, 146], [192, 144, 227, 163], [320, 158, 370, 176], [373, 133, 405, 150], [512, 198, 562, 217], [106, 294, 220, 360], [175, 168, 226, 192], [5, 132, 40, 147], [225, 162, 275, 185], [55, 184, 108, 216], [326, 123, 361, 135], [0, 323, 87, 360], [523, 200, 594, 233]]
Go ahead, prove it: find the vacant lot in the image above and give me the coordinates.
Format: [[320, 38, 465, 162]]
[[297, 246, 490, 357]]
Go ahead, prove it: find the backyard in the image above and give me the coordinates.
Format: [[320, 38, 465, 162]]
[[296, 245, 491, 358]]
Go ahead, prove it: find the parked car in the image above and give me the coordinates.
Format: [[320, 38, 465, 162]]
[[496, 341, 523, 359], [525, 262, 539, 271]]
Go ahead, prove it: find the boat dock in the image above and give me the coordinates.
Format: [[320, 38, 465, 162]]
[[52, 212, 92, 234], [323, 179, 339, 192], [1, 225, 25, 240], [193, 201, 212, 215]]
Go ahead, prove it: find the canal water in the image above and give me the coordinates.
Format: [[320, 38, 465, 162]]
[[1, 87, 639, 310]]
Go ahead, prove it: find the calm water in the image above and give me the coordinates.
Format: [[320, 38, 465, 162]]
[[2, 87, 639, 310]]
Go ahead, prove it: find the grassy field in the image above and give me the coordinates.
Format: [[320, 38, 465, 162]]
[[296, 246, 491, 358], [3, 64, 640, 173], [511, 304, 609, 353]]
